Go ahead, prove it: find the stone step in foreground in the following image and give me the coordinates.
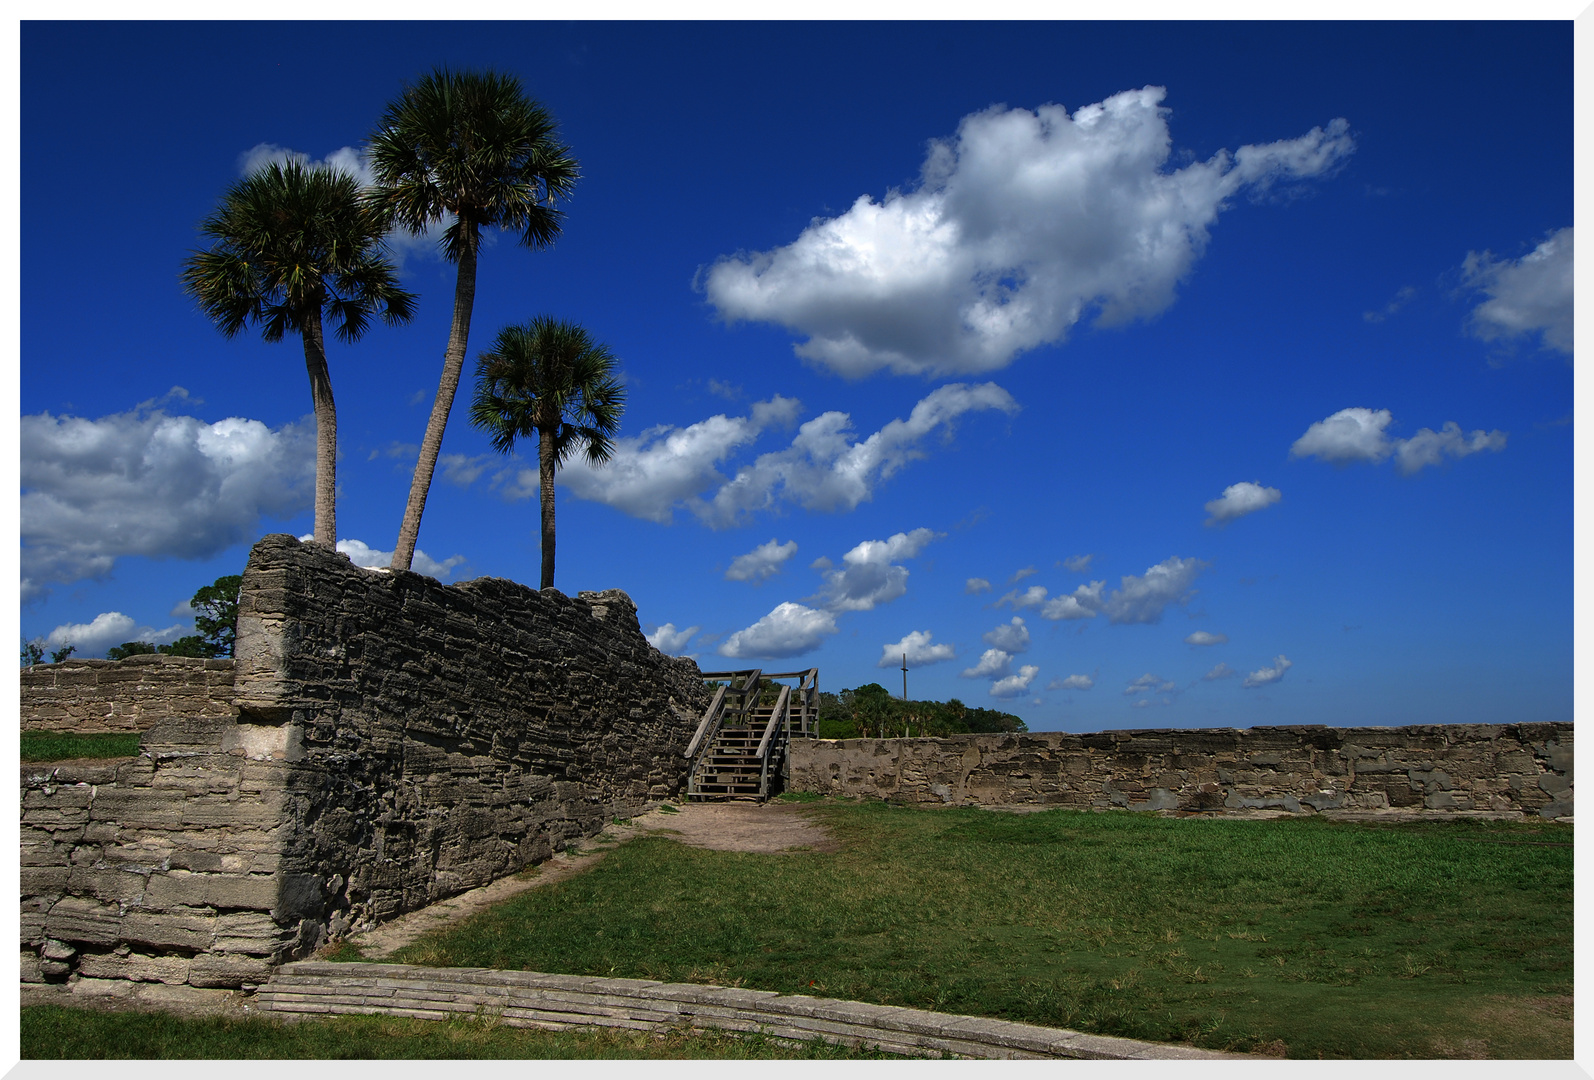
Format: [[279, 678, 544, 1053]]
[[258, 962, 1242, 1060]]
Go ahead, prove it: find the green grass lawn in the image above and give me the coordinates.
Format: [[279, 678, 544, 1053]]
[[21, 730, 141, 762], [369, 800, 1572, 1059], [19, 1004, 899, 1059]]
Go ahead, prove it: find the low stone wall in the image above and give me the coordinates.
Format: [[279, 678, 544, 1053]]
[[258, 962, 1235, 1059], [21, 534, 712, 993], [21, 714, 295, 991], [789, 724, 1573, 819], [20, 655, 236, 733]]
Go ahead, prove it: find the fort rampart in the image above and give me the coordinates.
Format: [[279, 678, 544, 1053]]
[[788, 724, 1573, 817], [21, 534, 711, 992]]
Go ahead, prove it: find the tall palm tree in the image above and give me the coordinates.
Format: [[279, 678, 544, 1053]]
[[367, 67, 580, 573], [468, 318, 626, 591], [181, 161, 416, 547]]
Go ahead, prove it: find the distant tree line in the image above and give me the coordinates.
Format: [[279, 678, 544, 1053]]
[[814, 682, 1027, 739]]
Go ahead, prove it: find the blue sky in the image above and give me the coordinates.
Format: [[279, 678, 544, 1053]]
[[18, 21, 1573, 732]]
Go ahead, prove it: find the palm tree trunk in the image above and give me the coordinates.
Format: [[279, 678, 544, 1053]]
[[538, 423, 557, 591], [300, 311, 337, 548], [391, 227, 478, 572]]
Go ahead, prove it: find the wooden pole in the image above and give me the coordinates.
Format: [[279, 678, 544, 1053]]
[[901, 653, 908, 702]]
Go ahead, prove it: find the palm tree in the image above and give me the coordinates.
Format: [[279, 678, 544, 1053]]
[[468, 318, 626, 591], [181, 161, 416, 547], [367, 67, 580, 573]]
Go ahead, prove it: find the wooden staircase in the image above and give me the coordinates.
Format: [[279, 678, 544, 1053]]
[[686, 669, 818, 801]]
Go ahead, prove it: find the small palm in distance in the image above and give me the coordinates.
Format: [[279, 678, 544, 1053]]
[[469, 317, 626, 591]]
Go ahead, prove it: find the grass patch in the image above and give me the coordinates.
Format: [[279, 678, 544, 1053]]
[[385, 803, 1571, 1059], [20, 1005, 900, 1059], [21, 731, 141, 762]]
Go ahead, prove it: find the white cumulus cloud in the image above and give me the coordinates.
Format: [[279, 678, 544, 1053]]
[[982, 616, 1030, 653], [717, 602, 839, 660], [1104, 557, 1207, 625], [44, 612, 189, 658], [961, 648, 1012, 679], [817, 528, 938, 612], [299, 536, 467, 582], [1062, 554, 1094, 573], [990, 665, 1040, 699], [995, 584, 1049, 611], [559, 385, 1013, 528], [1039, 580, 1105, 621], [726, 538, 799, 582], [700, 383, 1018, 526], [878, 630, 957, 669], [439, 453, 494, 488], [22, 406, 316, 601], [646, 623, 700, 655], [551, 400, 793, 523], [1392, 423, 1509, 475], [1186, 631, 1229, 646], [1203, 662, 1238, 681], [1049, 674, 1095, 690], [1290, 408, 1506, 475], [1462, 227, 1573, 355], [1242, 655, 1293, 688], [703, 86, 1353, 378], [1204, 481, 1281, 526], [1124, 673, 1177, 696], [965, 577, 993, 595]]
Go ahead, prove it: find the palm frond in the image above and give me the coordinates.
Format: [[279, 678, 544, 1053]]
[[364, 67, 581, 255], [468, 316, 627, 466], [183, 160, 412, 348]]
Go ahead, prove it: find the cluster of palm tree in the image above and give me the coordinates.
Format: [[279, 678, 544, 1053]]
[[182, 68, 625, 591]]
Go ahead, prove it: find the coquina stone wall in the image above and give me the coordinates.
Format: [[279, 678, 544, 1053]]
[[21, 534, 712, 993], [231, 534, 712, 934], [789, 724, 1573, 819], [22, 713, 301, 990], [20, 655, 236, 733]]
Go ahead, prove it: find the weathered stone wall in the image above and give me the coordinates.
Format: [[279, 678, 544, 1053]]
[[20, 655, 236, 733], [790, 724, 1573, 819], [20, 534, 712, 991], [21, 714, 297, 992], [229, 534, 711, 947]]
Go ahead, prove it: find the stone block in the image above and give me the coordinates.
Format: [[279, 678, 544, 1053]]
[[66, 865, 149, 905], [1539, 772, 1571, 795], [21, 866, 71, 899], [213, 911, 287, 955], [142, 871, 276, 911], [43, 896, 123, 947], [77, 951, 191, 984], [20, 951, 44, 983], [121, 911, 217, 951], [188, 952, 274, 989], [23, 785, 96, 810]]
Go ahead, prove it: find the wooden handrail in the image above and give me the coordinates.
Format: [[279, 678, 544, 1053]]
[[685, 684, 728, 759], [755, 684, 791, 760]]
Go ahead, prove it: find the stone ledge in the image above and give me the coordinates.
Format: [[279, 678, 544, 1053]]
[[258, 962, 1246, 1060]]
